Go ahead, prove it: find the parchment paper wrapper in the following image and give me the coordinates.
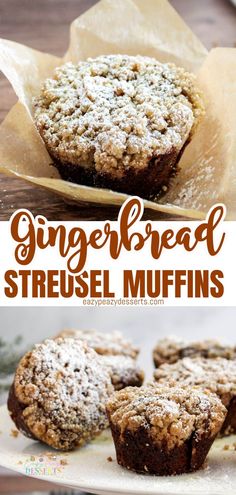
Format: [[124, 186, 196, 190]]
[[0, 0, 235, 219]]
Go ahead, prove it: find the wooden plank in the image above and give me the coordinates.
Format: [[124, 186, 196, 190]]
[[0, 474, 63, 493]]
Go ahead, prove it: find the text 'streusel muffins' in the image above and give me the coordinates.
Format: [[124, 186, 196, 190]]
[[106, 384, 226, 475], [8, 338, 113, 451], [34, 55, 204, 199], [153, 336, 236, 368], [154, 357, 236, 435]]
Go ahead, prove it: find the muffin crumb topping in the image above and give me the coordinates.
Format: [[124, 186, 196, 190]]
[[100, 354, 144, 390], [34, 55, 203, 178], [12, 338, 113, 450], [153, 336, 236, 367], [154, 357, 236, 406], [106, 384, 226, 450], [56, 328, 139, 359]]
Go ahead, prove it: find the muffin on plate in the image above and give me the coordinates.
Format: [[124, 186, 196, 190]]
[[154, 357, 236, 435], [8, 338, 113, 450], [153, 336, 236, 368], [56, 328, 144, 390], [106, 384, 226, 475], [34, 54, 204, 199]]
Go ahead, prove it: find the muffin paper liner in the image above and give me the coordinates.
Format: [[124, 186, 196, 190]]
[[0, 0, 235, 219]]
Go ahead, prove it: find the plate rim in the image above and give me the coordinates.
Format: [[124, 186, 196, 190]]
[[0, 404, 234, 495]]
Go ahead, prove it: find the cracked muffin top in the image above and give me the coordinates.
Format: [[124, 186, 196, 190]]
[[154, 357, 236, 407], [56, 328, 139, 359], [106, 384, 226, 450], [153, 336, 236, 367], [34, 54, 203, 178], [11, 338, 113, 450]]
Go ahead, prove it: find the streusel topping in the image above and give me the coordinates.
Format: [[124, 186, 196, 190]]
[[106, 384, 226, 450], [34, 55, 203, 178], [100, 354, 144, 390], [154, 357, 236, 406], [56, 328, 139, 359], [153, 336, 236, 367], [14, 338, 113, 450]]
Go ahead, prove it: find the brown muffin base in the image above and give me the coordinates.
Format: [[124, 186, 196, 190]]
[[52, 148, 179, 200], [8, 384, 37, 441], [220, 397, 236, 435], [109, 423, 216, 475]]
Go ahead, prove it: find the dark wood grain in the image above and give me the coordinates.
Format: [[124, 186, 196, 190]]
[[0, 474, 62, 493], [0, 0, 235, 220], [171, 0, 236, 49]]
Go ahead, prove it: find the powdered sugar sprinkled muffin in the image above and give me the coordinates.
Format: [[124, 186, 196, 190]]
[[8, 338, 113, 450], [34, 55, 204, 199], [106, 384, 226, 475], [154, 357, 236, 435]]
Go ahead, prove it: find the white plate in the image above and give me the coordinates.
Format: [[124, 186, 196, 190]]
[[0, 404, 236, 495]]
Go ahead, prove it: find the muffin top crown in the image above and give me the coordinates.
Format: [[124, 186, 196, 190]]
[[13, 338, 113, 449], [15, 337, 112, 406], [106, 384, 226, 450], [56, 328, 139, 358], [154, 357, 236, 405], [153, 336, 236, 367], [34, 54, 203, 178]]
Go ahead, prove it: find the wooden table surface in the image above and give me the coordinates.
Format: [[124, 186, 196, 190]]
[[0, 0, 235, 220]]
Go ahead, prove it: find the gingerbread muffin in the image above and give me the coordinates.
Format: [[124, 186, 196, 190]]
[[153, 336, 236, 368], [56, 329, 143, 390], [106, 384, 226, 475], [8, 338, 113, 450], [154, 357, 236, 435], [56, 328, 139, 359], [34, 55, 204, 199]]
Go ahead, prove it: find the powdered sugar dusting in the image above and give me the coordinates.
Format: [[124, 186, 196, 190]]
[[34, 55, 203, 179], [55, 329, 143, 390], [14, 338, 113, 450], [100, 354, 144, 390], [106, 385, 226, 450], [56, 328, 139, 359], [154, 357, 236, 407]]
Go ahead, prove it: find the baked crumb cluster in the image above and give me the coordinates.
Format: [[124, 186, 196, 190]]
[[34, 55, 203, 178], [153, 337, 236, 367], [154, 357, 236, 406], [101, 355, 144, 390], [56, 328, 138, 358], [153, 336, 187, 367], [13, 338, 113, 450], [106, 385, 226, 450]]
